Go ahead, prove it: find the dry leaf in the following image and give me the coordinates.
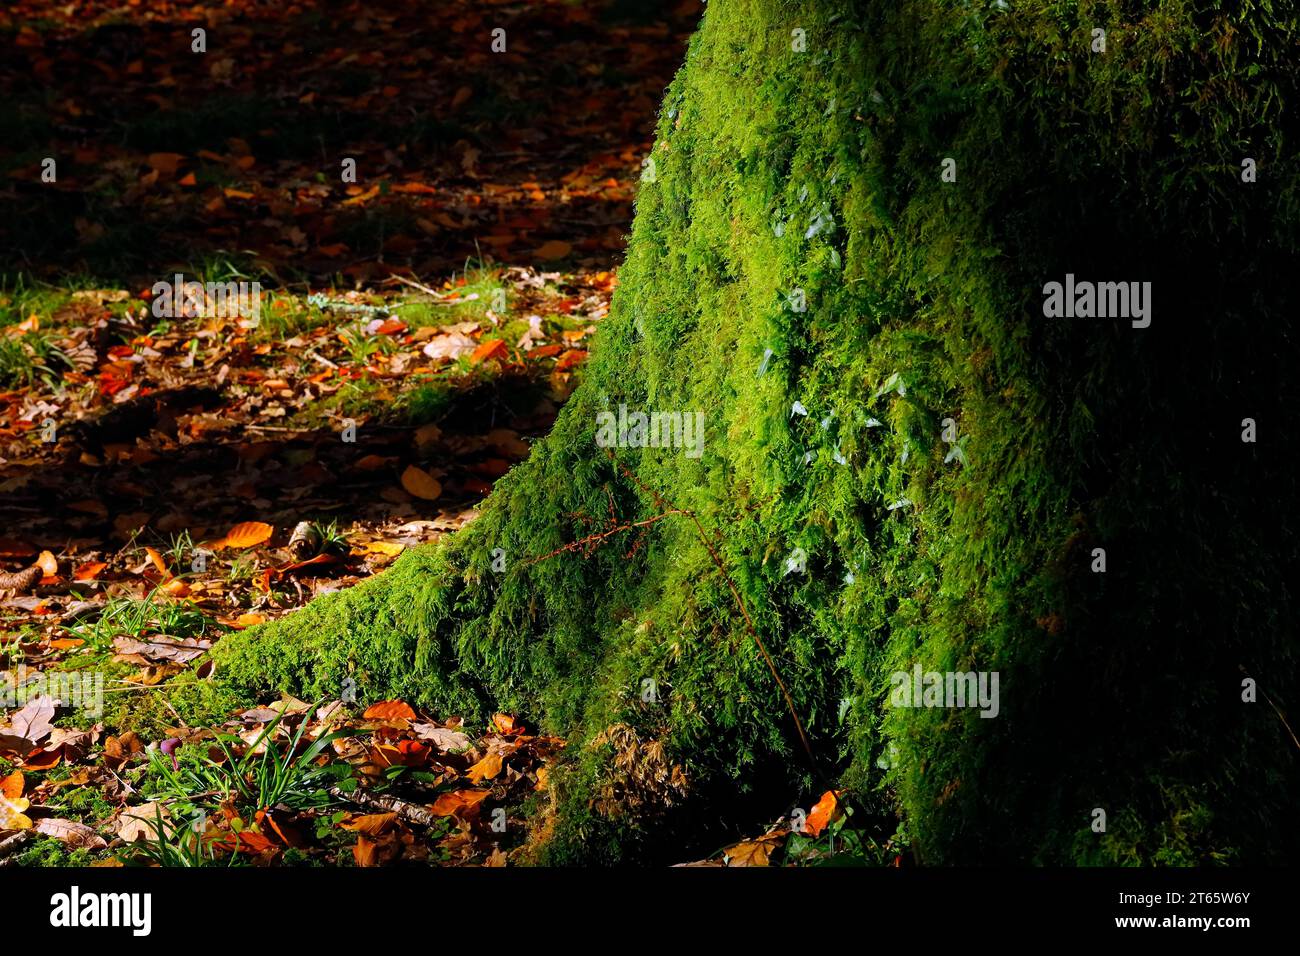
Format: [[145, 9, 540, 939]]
[[117, 802, 170, 842], [805, 789, 843, 838], [724, 831, 785, 866], [534, 240, 572, 260], [429, 789, 490, 817], [399, 465, 442, 501], [363, 700, 416, 721], [36, 550, 58, 577], [466, 752, 503, 783], [35, 818, 107, 849], [223, 521, 273, 549]]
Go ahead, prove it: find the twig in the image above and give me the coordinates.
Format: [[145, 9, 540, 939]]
[[524, 449, 822, 780], [327, 786, 440, 827], [1240, 664, 1300, 754], [307, 350, 338, 369], [522, 511, 689, 566], [388, 274, 450, 300]]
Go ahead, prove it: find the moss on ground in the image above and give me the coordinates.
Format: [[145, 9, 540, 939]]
[[215, 0, 1300, 864]]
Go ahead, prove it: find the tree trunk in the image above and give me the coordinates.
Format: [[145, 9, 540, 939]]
[[215, 0, 1300, 864]]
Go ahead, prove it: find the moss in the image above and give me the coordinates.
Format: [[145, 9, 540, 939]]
[[99, 671, 255, 740], [216, 0, 1300, 864]]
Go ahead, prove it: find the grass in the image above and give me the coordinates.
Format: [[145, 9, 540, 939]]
[[63, 589, 218, 650]]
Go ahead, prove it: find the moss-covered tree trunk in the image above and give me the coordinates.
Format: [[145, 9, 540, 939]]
[[216, 0, 1300, 864]]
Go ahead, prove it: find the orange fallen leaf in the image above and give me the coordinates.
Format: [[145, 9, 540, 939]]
[[555, 349, 588, 372], [0, 770, 22, 799], [429, 789, 490, 817], [35, 550, 58, 577], [364, 700, 416, 721], [534, 240, 572, 260], [143, 546, 169, 577], [353, 834, 379, 866], [339, 812, 398, 835], [492, 713, 522, 736], [400, 465, 442, 501], [73, 561, 107, 581], [470, 338, 509, 365], [342, 185, 381, 206], [233, 612, 266, 628], [466, 752, 503, 783], [223, 521, 273, 549], [724, 831, 785, 866], [49, 638, 84, 650], [805, 789, 844, 838]]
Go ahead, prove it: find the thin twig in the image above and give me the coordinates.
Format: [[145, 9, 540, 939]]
[[1240, 664, 1300, 753], [525, 449, 822, 780]]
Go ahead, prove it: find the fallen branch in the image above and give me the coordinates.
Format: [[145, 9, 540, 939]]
[[327, 786, 440, 827], [0, 830, 33, 865]]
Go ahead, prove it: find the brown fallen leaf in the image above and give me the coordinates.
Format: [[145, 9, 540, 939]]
[[724, 831, 785, 867], [118, 802, 170, 842], [35, 818, 107, 849], [399, 465, 442, 501], [534, 239, 572, 260], [7, 695, 55, 747]]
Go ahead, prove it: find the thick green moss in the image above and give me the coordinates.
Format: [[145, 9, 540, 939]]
[[216, 0, 1300, 864]]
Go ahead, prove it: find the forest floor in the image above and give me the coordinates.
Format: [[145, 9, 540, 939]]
[[0, 0, 883, 867]]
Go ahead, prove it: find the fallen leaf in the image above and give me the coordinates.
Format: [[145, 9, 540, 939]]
[[0, 771, 22, 799], [73, 561, 107, 581], [428, 789, 489, 817], [400, 465, 442, 501], [35, 550, 58, 577], [470, 339, 509, 365], [353, 834, 379, 866], [35, 818, 107, 849], [364, 700, 416, 721], [8, 695, 55, 746], [534, 240, 572, 260], [411, 724, 471, 752], [466, 752, 503, 783], [117, 802, 170, 842], [805, 789, 843, 838], [724, 831, 785, 866], [339, 813, 398, 836], [223, 521, 273, 549]]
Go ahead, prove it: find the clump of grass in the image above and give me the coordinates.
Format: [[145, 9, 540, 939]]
[[65, 590, 217, 648]]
